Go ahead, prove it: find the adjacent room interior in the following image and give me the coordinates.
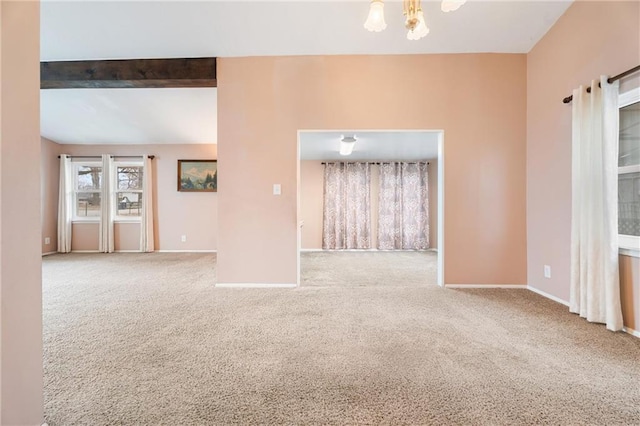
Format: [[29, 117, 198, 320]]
[[1, 0, 639, 424], [298, 130, 443, 287]]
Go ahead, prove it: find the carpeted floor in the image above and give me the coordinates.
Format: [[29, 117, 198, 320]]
[[43, 252, 640, 425], [301, 250, 437, 287]]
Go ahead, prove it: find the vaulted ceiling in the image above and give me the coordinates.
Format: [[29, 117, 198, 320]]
[[40, 0, 574, 146]]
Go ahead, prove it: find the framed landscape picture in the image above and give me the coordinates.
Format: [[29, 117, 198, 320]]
[[177, 160, 217, 192]]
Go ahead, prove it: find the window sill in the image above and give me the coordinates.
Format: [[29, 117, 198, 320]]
[[72, 219, 142, 224], [619, 235, 640, 258], [619, 248, 640, 258]]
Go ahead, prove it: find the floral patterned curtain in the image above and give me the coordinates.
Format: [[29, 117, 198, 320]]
[[378, 162, 429, 250], [322, 162, 371, 249]]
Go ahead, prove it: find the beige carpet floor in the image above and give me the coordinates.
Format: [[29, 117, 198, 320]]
[[301, 250, 438, 287], [43, 252, 640, 425]]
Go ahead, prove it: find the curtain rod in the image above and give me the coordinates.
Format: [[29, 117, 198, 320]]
[[562, 64, 640, 104], [58, 155, 155, 159], [321, 161, 429, 165]]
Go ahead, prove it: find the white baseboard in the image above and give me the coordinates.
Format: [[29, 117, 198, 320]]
[[157, 250, 216, 253], [71, 250, 140, 254], [527, 286, 570, 307], [215, 283, 297, 288], [444, 284, 527, 289], [42, 251, 57, 256], [526, 287, 638, 339], [301, 248, 434, 252], [622, 327, 640, 338]]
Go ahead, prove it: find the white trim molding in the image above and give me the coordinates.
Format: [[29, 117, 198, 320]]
[[42, 251, 58, 256], [528, 287, 638, 339], [527, 286, 570, 307], [619, 247, 640, 258], [622, 327, 640, 338], [444, 284, 527, 289], [617, 88, 640, 258], [301, 248, 434, 253], [70, 250, 100, 253], [215, 283, 298, 288], [619, 86, 640, 108], [157, 250, 217, 253]]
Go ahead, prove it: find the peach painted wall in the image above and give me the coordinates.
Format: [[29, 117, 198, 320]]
[[114, 223, 141, 251], [0, 1, 44, 424], [526, 0, 640, 332], [70, 223, 99, 251], [47, 144, 218, 252], [619, 255, 639, 332], [72, 223, 148, 252], [300, 161, 324, 249], [218, 54, 527, 284], [1, 0, 3, 410], [300, 161, 438, 250], [42, 137, 62, 254]]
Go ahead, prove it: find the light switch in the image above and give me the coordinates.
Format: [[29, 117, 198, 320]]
[[273, 184, 281, 195]]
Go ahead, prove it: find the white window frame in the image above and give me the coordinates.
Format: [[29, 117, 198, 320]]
[[72, 161, 102, 222], [113, 160, 144, 223], [618, 87, 640, 257]]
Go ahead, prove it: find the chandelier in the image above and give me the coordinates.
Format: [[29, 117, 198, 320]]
[[364, 0, 467, 40]]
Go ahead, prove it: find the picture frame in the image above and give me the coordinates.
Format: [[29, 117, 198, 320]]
[[177, 160, 217, 192]]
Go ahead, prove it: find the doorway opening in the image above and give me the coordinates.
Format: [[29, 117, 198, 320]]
[[297, 130, 445, 287]]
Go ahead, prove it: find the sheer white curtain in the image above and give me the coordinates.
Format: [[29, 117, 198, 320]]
[[570, 76, 623, 331], [322, 162, 371, 249], [57, 154, 73, 253], [140, 155, 155, 252], [99, 154, 114, 253], [378, 162, 429, 250]]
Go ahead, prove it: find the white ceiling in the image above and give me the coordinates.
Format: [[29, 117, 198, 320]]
[[39, 0, 574, 146], [41, 88, 217, 145], [300, 131, 440, 161], [41, 1, 573, 60]]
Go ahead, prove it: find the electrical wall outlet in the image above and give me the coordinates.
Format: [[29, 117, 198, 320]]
[[44, 237, 51, 245], [544, 265, 551, 279], [181, 235, 187, 243], [273, 184, 281, 195]]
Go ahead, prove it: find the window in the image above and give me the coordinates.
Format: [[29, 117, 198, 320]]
[[115, 162, 143, 220], [73, 162, 102, 220], [618, 87, 640, 256], [71, 159, 145, 222]]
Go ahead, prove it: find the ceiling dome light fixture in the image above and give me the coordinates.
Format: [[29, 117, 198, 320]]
[[340, 135, 357, 156], [364, 0, 465, 40]]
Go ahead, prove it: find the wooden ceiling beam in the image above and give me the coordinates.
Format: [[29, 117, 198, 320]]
[[41, 57, 216, 89]]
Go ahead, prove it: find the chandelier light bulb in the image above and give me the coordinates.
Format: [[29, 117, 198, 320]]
[[441, 0, 467, 13], [364, 0, 387, 32], [364, 0, 431, 40], [415, 10, 429, 39], [407, 10, 429, 40]]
